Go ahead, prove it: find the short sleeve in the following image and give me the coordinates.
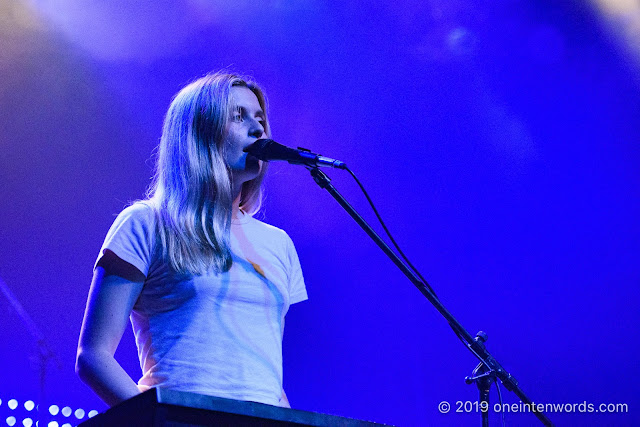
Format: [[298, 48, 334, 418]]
[[95, 203, 156, 277], [285, 234, 308, 304]]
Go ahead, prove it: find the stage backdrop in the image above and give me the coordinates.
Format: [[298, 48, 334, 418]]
[[0, 1, 638, 426]]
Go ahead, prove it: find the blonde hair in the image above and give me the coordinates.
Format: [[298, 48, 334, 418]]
[[146, 71, 270, 274]]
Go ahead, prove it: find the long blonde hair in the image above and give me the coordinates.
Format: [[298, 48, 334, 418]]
[[146, 71, 270, 274]]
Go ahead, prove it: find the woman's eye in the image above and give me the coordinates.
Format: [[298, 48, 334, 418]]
[[232, 108, 244, 122]]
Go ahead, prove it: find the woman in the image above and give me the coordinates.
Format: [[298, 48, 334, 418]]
[[76, 72, 307, 408]]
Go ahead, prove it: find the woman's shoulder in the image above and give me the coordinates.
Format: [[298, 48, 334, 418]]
[[117, 201, 156, 222], [243, 215, 293, 244], [99, 200, 158, 275], [106, 201, 157, 235]]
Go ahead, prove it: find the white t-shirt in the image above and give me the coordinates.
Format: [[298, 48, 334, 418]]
[[96, 203, 307, 406]]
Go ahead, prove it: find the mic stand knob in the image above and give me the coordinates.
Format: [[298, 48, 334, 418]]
[[465, 331, 495, 427]]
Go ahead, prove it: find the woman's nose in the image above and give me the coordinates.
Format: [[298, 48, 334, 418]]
[[249, 119, 265, 138]]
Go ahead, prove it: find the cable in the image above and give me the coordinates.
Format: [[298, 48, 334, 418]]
[[345, 166, 439, 299], [343, 166, 510, 415], [495, 375, 506, 427], [344, 167, 478, 354]]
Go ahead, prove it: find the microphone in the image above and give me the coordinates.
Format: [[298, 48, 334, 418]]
[[244, 139, 347, 170]]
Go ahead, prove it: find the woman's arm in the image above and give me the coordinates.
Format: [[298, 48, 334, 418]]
[[76, 251, 145, 406]]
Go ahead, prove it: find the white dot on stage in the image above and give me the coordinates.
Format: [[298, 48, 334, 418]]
[[48, 406, 59, 416], [8, 400, 18, 410], [73, 409, 85, 419], [22, 418, 33, 427], [24, 401, 35, 412], [6, 416, 16, 426], [60, 407, 71, 418], [87, 410, 98, 418]]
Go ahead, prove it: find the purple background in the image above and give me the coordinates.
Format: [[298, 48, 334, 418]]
[[1, 1, 638, 426]]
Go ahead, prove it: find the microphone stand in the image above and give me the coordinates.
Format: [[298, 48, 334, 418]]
[[307, 167, 553, 427], [0, 275, 60, 426], [465, 332, 495, 427]]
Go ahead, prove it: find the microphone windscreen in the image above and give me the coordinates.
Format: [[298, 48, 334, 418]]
[[245, 139, 299, 162]]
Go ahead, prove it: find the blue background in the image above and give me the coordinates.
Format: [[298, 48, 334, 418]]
[[0, 1, 638, 426]]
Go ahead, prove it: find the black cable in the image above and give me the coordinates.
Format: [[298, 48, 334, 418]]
[[343, 166, 512, 415], [342, 167, 477, 349], [344, 166, 439, 299], [496, 375, 506, 427], [339, 166, 543, 426]]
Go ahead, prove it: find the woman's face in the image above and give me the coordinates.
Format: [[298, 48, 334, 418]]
[[223, 86, 266, 187]]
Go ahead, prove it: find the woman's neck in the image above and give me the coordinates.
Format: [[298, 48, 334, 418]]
[[232, 191, 242, 220]]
